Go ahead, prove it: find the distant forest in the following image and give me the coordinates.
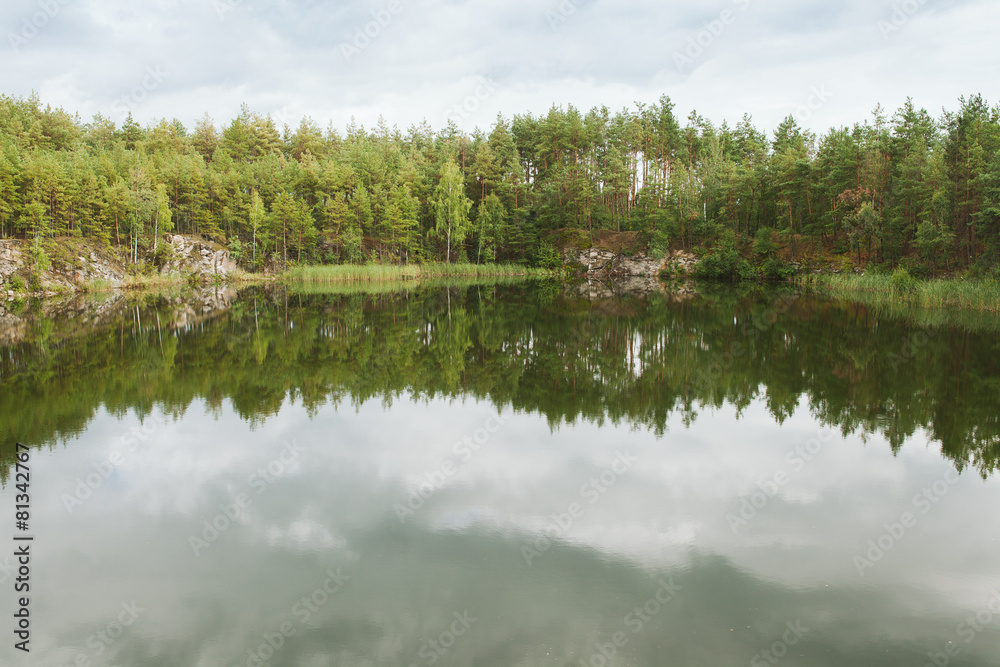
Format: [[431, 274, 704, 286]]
[[0, 93, 998, 274]]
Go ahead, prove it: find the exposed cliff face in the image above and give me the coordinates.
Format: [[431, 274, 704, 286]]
[[551, 229, 701, 280], [567, 248, 700, 279], [1, 235, 237, 298], [159, 235, 237, 277]]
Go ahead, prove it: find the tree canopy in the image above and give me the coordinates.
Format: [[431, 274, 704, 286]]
[[1, 93, 998, 274]]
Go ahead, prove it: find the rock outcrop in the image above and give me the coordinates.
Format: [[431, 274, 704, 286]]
[[159, 235, 237, 276], [0, 241, 24, 286], [1, 235, 236, 298], [568, 248, 700, 278]]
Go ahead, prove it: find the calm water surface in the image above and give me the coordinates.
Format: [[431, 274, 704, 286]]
[[1, 282, 998, 666]]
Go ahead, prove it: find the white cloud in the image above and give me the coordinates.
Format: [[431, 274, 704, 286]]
[[2, 0, 998, 140]]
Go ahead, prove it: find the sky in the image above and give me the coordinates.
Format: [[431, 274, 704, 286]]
[[2, 0, 999, 138]]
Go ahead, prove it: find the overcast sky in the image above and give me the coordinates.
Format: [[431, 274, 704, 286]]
[[2, 0, 998, 137]]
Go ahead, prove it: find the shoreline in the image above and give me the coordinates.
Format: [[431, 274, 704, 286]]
[[2, 263, 556, 300], [813, 273, 1000, 313], [3, 254, 998, 315]]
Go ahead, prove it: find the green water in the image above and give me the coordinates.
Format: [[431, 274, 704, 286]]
[[1, 282, 998, 667]]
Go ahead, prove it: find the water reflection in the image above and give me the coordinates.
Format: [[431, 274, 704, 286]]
[[1, 283, 999, 666]]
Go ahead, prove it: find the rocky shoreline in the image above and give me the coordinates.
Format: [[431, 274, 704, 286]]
[[1, 235, 237, 299]]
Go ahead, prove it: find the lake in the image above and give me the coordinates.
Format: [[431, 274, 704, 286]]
[[1, 281, 998, 667]]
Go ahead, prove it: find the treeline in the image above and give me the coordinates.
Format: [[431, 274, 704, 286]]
[[1, 93, 999, 274]]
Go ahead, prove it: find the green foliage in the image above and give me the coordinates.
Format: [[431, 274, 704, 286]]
[[693, 231, 755, 282], [531, 242, 562, 269], [228, 238, 244, 263], [28, 243, 50, 273], [8, 274, 25, 292], [900, 258, 929, 279], [753, 228, 777, 257], [890, 268, 919, 296], [761, 257, 795, 281], [25, 241, 51, 292], [0, 93, 997, 274], [648, 213, 680, 259], [432, 160, 473, 262], [287, 263, 551, 283], [914, 221, 955, 277], [474, 194, 508, 263], [152, 239, 175, 268], [648, 236, 669, 261], [822, 272, 1000, 312]]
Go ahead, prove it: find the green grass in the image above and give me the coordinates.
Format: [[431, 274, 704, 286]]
[[818, 273, 1000, 313], [115, 268, 281, 290], [287, 274, 544, 297], [286, 262, 553, 283], [79, 277, 116, 293]]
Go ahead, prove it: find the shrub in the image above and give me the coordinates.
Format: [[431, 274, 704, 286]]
[[889, 268, 918, 296], [227, 238, 244, 263], [29, 244, 51, 272], [867, 262, 892, 276], [761, 257, 795, 281], [152, 241, 176, 268], [693, 231, 755, 282], [341, 237, 365, 264], [9, 275, 26, 292], [753, 228, 777, 257], [901, 259, 929, 280], [532, 242, 562, 269]]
